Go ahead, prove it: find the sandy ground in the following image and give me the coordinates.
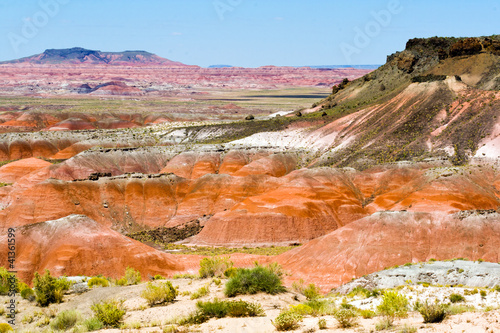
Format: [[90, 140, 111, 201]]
[[4, 275, 500, 333]]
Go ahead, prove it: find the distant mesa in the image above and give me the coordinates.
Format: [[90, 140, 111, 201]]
[[1, 47, 193, 66], [208, 64, 234, 68], [76, 81, 142, 96]]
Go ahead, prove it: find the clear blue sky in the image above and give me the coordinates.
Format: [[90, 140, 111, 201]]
[[0, 0, 498, 67]]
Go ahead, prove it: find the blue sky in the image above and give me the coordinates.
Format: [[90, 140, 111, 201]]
[[0, 0, 498, 67]]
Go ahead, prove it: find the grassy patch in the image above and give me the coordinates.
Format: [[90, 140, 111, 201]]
[[163, 244, 300, 256]]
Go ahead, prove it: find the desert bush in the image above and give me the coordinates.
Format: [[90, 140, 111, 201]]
[[180, 299, 264, 325], [0, 267, 16, 295], [303, 283, 322, 300], [318, 318, 327, 330], [273, 310, 303, 331], [88, 277, 109, 288], [449, 293, 465, 303], [21, 287, 35, 301], [288, 304, 314, 316], [50, 310, 80, 331], [375, 317, 393, 330], [190, 284, 210, 300], [398, 324, 417, 333], [91, 300, 125, 328], [123, 267, 141, 285], [447, 304, 476, 315], [224, 267, 238, 278], [199, 256, 233, 278], [0, 323, 13, 332], [418, 301, 448, 323], [334, 308, 358, 328], [224, 264, 286, 297], [82, 317, 103, 331], [142, 281, 177, 306], [33, 270, 70, 307], [303, 299, 334, 316], [377, 291, 409, 322], [480, 290, 487, 297], [153, 274, 165, 280], [359, 309, 376, 319]]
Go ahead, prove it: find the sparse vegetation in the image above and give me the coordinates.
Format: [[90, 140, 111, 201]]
[[418, 301, 448, 323], [141, 281, 178, 306], [449, 293, 465, 303], [190, 284, 210, 300], [87, 276, 110, 288], [50, 310, 80, 331], [91, 300, 126, 328], [334, 308, 358, 328], [377, 291, 409, 324], [180, 298, 264, 325], [273, 310, 303, 331], [82, 317, 104, 331], [224, 264, 286, 297], [33, 270, 71, 307], [199, 256, 233, 278]]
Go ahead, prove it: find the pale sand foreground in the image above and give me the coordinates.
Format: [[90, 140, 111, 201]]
[[5, 278, 500, 332]]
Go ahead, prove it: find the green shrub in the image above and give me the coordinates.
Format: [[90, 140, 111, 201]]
[[82, 317, 103, 331], [375, 317, 393, 331], [88, 277, 110, 288], [418, 301, 448, 323], [180, 299, 264, 325], [303, 299, 334, 316], [359, 309, 376, 319], [303, 283, 322, 300], [124, 267, 141, 285], [449, 293, 465, 303], [0, 267, 16, 295], [334, 308, 358, 328], [153, 274, 165, 280], [21, 287, 35, 301], [224, 264, 286, 297], [115, 278, 127, 286], [288, 304, 314, 316], [33, 270, 70, 307], [318, 318, 327, 330], [224, 267, 238, 278], [447, 304, 476, 315], [199, 257, 233, 278], [377, 291, 409, 322], [50, 310, 80, 331], [0, 323, 13, 332], [227, 300, 264, 317], [141, 281, 177, 306], [91, 300, 125, 328], [190, 284, 210, 300], [480, 290, 487, 297], [273, 311, 303, 331]]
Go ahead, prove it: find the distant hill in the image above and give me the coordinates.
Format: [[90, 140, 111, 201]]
[[208, 64, 233, 68], [1, 47, 191, 66]]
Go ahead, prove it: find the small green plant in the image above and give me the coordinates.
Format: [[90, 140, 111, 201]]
[[83, 317, 103, 331], [224, 264, 286, 297], [21, 287, 35, 301], [375, 317, 393, 330], [141, 281, 178, 306], [449, 293, 465, 303], [377, 291, 409, 325], [318, 318, 327, 330], [88, 277, 110, 288], [303, 283, 322, 300], [50, 310, 80, 331], [91, 300, 126, 328], [180, 299, 264, 325], [273, 311, 303, 331], [0, 323, 13, 332], [359, 309, 376, 318], [190, 284, 210, 300], [212, 277, 222, 286], [0, 267, 16, 295], [418, 301, 448, 323], [123, 267, 141, 285], [199, 257, 233, 278], [153, 274, 165, 280], [334, 308, 358, 328], [480, 290, 487, 298], [33, 270, 70, 307]]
